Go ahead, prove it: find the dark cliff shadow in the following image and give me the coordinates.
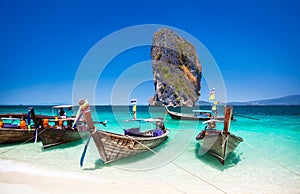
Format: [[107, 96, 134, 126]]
[[194, 143, 243, 171]]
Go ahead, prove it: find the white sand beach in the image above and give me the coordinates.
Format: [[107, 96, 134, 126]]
[[1, 156, 300, 194], [0, 171, 215, 194], [0, 172, 178, 194]]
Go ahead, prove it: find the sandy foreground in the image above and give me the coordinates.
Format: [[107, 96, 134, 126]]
[[1, 166, 299, 194], [0, 171, 167, 194], [1, 158, 299, 194], [0, 171, 218, 194]]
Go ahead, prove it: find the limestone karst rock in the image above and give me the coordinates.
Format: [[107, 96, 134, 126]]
[[149, 28, 202, 107]]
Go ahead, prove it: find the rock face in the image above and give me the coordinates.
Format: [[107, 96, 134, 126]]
[[149, 28, 202, 107]]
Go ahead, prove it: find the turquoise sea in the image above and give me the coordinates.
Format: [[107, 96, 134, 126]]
[[0, 105, 300, 193]]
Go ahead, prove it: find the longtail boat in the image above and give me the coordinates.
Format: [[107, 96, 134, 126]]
[[0, 107, 51, 144], [38, 105, 106, 149], [0, 127, 36, 144], [76, 99, 169, 164], [38, 119, 89, 149], [196, 106, 243, 165], [165, 105, 235, 121], [39, 105, 86, 149], [166, 88, 235, 121], [165, 106, 213, 121]]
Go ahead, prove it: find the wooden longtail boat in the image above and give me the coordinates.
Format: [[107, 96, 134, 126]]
[[165, 106, 213, 121], [77, 99, 169, 164], [166, 89, 235, 121], [38, 105, 86, 149], [165, 105, 235, 121], [0, 107, 51, 144], [91, 127, 168, 163], [38, 105, 106, 149], [196, 106, 243, 164], [38, 122, 89, 149], [0, 128, 36, 144]]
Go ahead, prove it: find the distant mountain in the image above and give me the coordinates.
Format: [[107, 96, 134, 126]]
[[197, 100, 212, 105], [197, 95, 300, 106], [228, 95, 300, 106]]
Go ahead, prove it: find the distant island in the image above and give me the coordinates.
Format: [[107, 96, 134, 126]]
[[1, 95, 300, 106], [198, 95, 300, 106]]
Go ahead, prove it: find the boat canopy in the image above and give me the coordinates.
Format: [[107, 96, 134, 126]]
[[202, 119, 223, 124], [125, 118, 163, 123], [192, 110, 212, 113], [52, 105, 73, 109], [0, 117, 21, 120]]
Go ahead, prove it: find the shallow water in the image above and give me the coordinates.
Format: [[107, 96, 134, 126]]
[[1, 105, 300, 193]]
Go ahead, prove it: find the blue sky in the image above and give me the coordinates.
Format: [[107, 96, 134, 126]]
[[0, 0, 299, 105]]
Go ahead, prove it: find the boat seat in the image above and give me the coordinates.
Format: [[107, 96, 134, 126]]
[[153, 129, 163, 137], [124, 127, 155, 137], [124, 127, 140, 136], [3, 123, 19, 128]]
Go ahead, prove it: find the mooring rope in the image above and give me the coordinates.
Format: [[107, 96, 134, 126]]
[[0, 128, 48, 154], [244, 141, 300, 177], [128, 136, 228, 194]]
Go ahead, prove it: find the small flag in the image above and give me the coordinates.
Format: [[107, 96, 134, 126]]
[[212, 105, 217, 111], [209, 88, 216, 100], [132, 104, 136, 112], [130, 98, 137, 104]]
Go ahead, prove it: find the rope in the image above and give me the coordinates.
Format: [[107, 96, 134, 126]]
[[126, 135, 185, 193], [128, 136, 228, 194], [0, 128, 48, 154], [244, 141, 300, 177]]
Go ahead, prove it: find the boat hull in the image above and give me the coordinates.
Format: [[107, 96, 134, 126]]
[[196, 129, 243, 164], [39, 128, 89, 149], [165, 107, 213, 121], [92, 129, 169, 163], [165, 107, 235, 121], [0, 128, 36, 144], [168, 111, 211, 121]]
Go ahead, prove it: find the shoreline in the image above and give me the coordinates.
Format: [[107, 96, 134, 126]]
[[0, 158, 224, 194], [1, 158, 300, 194], [1, 171, 180, 194], [0, 159, 205, 194], [0, 170, 213, 194]]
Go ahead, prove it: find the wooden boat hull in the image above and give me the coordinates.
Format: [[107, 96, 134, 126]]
[[196, 129, 243, 164], [165, 106, 235, 121], [91, 129, 169, 164], [39, 128, 89, 149], [165, 107, 212, 121], [0, 113, 56, 120], [0, 111, 55, 144], [168, 111, 211, 120], [0, 128, 36, 144]]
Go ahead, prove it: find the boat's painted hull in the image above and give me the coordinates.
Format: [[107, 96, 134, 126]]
[[91, 129, 169, 163], [39, 128, 89, 148], [0, 128, 36, 144], [197, 129, 243, 164], [165, 107, 213, 121], [0, 113, 56, 120], [168, 111, 211, 121]]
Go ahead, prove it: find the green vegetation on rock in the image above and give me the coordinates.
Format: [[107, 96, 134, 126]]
[[150, 28, 202, 107]]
